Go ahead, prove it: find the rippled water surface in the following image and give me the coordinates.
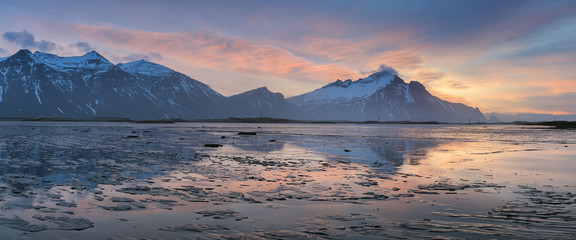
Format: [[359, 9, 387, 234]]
[[0, 122, 575, 239]]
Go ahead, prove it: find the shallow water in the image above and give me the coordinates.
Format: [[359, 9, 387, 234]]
[[0, 122, 574, 239]]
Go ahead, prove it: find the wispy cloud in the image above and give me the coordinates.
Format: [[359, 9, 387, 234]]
[[117, 52, 162, 62], [67, 25, 359, 83], [414, 71, 444, 82], [369, 50, 424, 70], [299, 35, 363, 61]]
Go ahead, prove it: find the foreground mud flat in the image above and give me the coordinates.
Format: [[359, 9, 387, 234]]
[[0, 122, 575, 239]]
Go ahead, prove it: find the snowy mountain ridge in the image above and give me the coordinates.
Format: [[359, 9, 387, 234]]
[[0, 49, 485, 122], [289, 72, 486, 122], [293, 71, 395, 105], [31, 50, 114, 71], [0, 49, 229, 119], [118, 60, 175, 77]]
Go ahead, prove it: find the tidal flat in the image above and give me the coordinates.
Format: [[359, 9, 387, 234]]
[[0, 122, 575, 239]]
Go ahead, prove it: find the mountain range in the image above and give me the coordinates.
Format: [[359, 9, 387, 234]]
[[0, 49, 485, 122]]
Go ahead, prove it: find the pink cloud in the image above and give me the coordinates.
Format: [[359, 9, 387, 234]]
[[299, 35, 364, 61], [368, 50, 424, 70], [414, 71, 444, 82], [68, 25, 359, 84], [31, 20, 575, 115]]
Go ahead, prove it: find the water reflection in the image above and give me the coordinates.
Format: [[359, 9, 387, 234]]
[[0, 122, 574, 239], [0, 122, 455, 193], [0, 123, 197, 191], [229, 135, 285, 152]]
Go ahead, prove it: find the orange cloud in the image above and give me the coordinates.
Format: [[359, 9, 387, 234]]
[[31, 21, 575, 115], [68, 25, 359, 84], [369, 50, 423, 70], [299, 35, 364, 61]]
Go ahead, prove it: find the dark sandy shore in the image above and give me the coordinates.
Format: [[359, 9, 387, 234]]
[[0, 122, 574, 239]]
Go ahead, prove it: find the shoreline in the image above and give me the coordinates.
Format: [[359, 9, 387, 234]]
[[0, 116, 492, 125], [2, 116, 573, 129]]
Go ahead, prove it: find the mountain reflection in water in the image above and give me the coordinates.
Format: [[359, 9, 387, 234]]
[[0, 122, 574, 239]]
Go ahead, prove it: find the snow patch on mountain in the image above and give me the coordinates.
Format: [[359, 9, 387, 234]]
[[32, 51, 113, 71], [119, 60, 175, 76]]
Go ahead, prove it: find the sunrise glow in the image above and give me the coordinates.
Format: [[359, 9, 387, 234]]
[[1, 1, 575, 116]]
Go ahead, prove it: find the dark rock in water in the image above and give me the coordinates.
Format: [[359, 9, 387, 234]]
[[355, 181, 378, 187], [238, 132, 257, 135], [159, 223, 230, 232], [393, 193, 415, 198], [410, 189, 440, 195], [32, 215, 94, 231], [110, 197, 136, 202], [344, 149, 351, 152], [221, 136, 226, 139], [195, 209, 247, 221], [204, 144, 223, 148], [124, 135, 140, 139], [268, 139, 276, 142], [0, 216, 47, 232], [101, 204, 133, 211], [55, 200, 77, 208]]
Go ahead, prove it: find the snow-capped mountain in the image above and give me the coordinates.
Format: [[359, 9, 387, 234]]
[[0, 49, 485, 122], [289, 71, 486, 122], [291, 71, 395, 106], [118, 59, 175, 76], [227, 87, 305, 119], [32, 51, 114, 71], [0, 49, 228, 119]]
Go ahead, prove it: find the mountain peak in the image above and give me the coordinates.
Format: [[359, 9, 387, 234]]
[[357, 70, 395, 84], [15, 49, 33, 56], [237, 86, 276, 95], [29, 50, 113, 71], [119, 59, 175, 76], [82, 50, 106, 60], [390, 75, 406, 85], [293, 71, 396, 103], [12, 49, 34, 60], [232, 87, 285, 100], [366, 70, 394, 79], [2, 49, 36, 64], [253, 86, 270, 92]]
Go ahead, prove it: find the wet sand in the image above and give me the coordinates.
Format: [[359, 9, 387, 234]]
[[0, 122, 574, 239]]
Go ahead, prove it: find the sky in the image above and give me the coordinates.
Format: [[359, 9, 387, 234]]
[[0, 0, 575, 115]]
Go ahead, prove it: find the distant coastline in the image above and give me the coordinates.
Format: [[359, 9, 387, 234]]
[[0, 116, 463, 125], [515, 121, 576, 129], [1, 117, 573, 128]]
